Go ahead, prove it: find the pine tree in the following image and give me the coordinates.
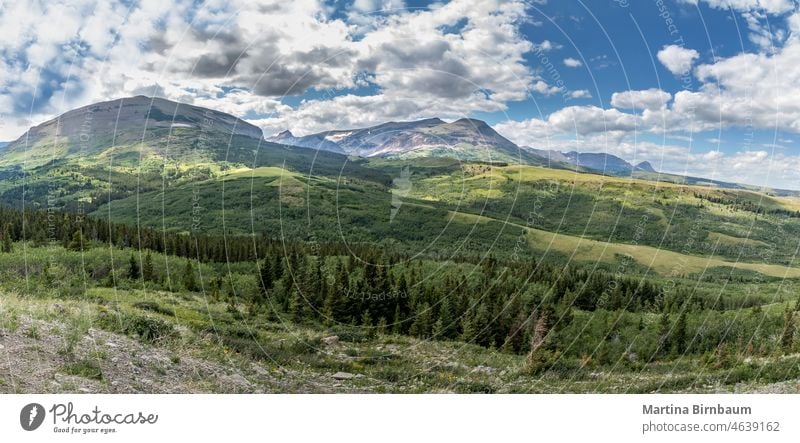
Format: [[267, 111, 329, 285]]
[[68, 229, 85, 251], [526, 305, 555, 372], [272, 254, 284, 281], [781, 307, 795, 354], [672, 311, 688, 355], [376, 317, 388, 336], [182, 260, 198, 292], [432, 296, 454, 340], [657, 312, 671, 356], [128, 253, 140, 279], [288, 289, 306, 322], [471, 303, 492, 347], [409, 303, 432, 338], [210, 275, 223, 302], [391, 304, 403, 335], [142, 251, 154, 282], [258, 259, 274, 299], [460, 309, 476, 343], [361, 310, 374, 338], [530, 306, 553, 354], [1, 223, 12, 253]]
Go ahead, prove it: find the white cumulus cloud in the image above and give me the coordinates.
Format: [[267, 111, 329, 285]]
[[657, 45, 700, 75]]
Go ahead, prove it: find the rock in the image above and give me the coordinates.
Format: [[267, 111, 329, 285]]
[[321, 335, 339, 346], [471, 365, 495, 374], [332, 371, 355, 380], [222, 373, 252, 388]]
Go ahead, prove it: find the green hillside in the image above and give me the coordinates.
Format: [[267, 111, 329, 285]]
[[94, 159, 800, 273]]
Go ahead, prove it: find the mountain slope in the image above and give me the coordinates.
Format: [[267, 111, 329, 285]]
[[0, 96, 263, 168]]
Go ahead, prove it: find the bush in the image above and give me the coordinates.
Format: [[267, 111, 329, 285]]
[[97, 309, 175, 343], [132, 301, 175, 317], [326, 325, 369, 343], [60, 359, 103, 380], [453, 381, 497, 394]]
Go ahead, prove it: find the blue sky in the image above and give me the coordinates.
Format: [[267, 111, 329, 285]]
[[1, 0, 800, 188]]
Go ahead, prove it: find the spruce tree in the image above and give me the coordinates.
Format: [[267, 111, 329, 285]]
[[128, 253, 140, 279], [142, 251, 154, 282], [781, 307, 795, 354], [672, 311, 688, 355], [289, 289, 305, 322], [657, 312, 671, 356], [409, 303, 432, 338], [432, 296, 454, 339], [68, 229, 84, 251], [526, 305, 555, 372], [258, 259, 274, 299], [182, 260, 198, 292], [391, 304, 403, 335], [460, 309, 476, 343], [361, 310, 374, 338], [1, 223, 12, 253]]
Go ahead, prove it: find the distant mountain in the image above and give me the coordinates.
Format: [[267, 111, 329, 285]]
[[518, 147, 569, 164], [0, 142, 8, 149], [521, 148, 661, 176], [269, 129, 346, 154], [269, 118, 557, 165], [635, 161, 656, 173], [523, 150, 657, 175], [563, 152, 634, 174]]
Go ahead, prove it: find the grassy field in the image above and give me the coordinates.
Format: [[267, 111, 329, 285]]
[[446, 209, 800, 278]]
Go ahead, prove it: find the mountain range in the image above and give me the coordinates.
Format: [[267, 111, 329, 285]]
[[267, 116, 662, 175], [523, 148, 657, 175], [269, 117, 561, 167], [0, 95, 796, 197]]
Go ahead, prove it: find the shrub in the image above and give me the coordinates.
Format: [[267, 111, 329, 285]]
[[132, 301, 175, 317], [61, 359, 103, 380], [97, 309, 175, 343]]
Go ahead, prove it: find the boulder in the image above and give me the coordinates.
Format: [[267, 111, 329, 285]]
[[331, 371, 355, 380], [321, 335, 339, 346]]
